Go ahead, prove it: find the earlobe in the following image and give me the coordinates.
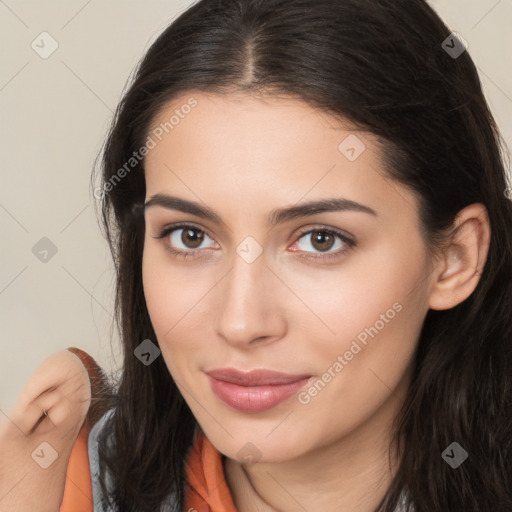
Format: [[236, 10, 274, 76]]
[[428, 203, 491, 311]]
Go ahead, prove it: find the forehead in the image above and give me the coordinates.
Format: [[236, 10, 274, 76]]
[[143, 91, 416, 223], [147, 90, 368, 156]]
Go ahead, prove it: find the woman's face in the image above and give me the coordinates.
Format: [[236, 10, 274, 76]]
[[142, 91, 435, 463]]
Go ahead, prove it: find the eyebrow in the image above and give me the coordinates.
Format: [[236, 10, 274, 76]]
[[143, 194, 377, 226]]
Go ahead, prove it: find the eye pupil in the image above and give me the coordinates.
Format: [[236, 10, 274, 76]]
[[311, 231, 334, 252], [182, 228, 204, 248]]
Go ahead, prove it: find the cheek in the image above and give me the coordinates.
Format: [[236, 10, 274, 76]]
[[283, 237, 429, 356], [141, 242, 212, 370], [294, 239, 429, 416], [289, 248, 429, 432]]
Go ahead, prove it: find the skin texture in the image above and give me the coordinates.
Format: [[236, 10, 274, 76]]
[[0, 350, 91, 512], [142, 91, 491, 511]]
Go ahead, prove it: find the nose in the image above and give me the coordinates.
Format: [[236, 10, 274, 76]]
[[214, 246, 287, 349]]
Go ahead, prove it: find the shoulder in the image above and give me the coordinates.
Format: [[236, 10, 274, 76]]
[[59, 408, 115, 512]]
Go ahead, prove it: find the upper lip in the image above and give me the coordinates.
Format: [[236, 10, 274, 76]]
[[206, 368, 311, 386]]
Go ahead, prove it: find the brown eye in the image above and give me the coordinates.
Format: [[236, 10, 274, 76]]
[[310, 231, 336, 252], [153, 223, 217, 259], [181, 227, 204, 248], [291, 226, 355, 261]]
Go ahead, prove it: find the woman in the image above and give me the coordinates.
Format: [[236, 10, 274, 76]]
[[1, 0, 511, 510]]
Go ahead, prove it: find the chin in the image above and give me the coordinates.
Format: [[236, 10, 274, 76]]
[[202, 421, 313, 464]]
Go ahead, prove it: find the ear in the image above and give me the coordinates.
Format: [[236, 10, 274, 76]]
[[428, 203, 491, 311]]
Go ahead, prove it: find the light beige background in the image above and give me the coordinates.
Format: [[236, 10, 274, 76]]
[[1, 0, 511, 410]]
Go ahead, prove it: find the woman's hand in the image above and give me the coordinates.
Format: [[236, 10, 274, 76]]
[[0, 349, 92, 512]]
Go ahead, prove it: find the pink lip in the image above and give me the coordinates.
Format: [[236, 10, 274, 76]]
[[206, 368, 312, 413]]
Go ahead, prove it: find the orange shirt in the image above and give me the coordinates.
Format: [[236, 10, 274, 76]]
[[59, 421, 238, 512], [185, 428, 238, 512], [59, 424, 93, 511]]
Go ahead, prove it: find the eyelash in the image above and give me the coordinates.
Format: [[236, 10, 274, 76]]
[[152, 222, 356, 262]]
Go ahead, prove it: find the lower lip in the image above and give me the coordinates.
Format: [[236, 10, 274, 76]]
[[208, 375, 311, 413]]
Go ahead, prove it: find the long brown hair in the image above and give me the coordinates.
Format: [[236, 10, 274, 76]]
[[91, 0, 512, 510]]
